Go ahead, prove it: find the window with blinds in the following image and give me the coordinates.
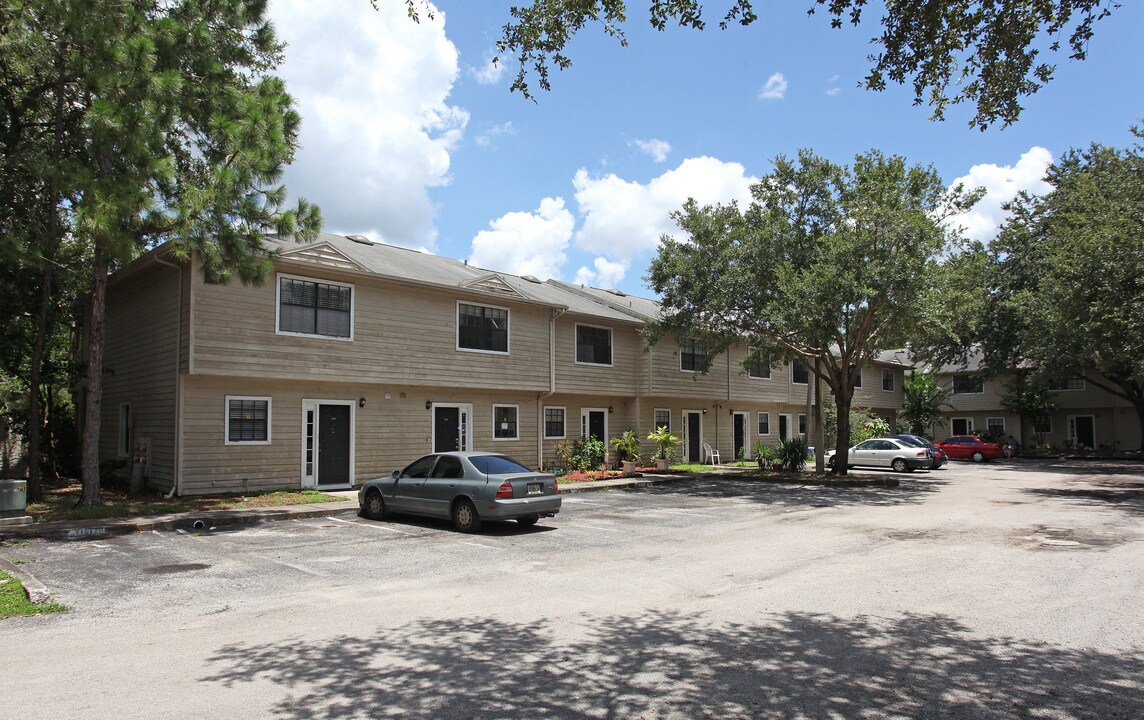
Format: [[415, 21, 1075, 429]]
[[278, 276, 352, 338]]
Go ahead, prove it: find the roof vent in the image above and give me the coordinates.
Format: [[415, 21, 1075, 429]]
[[346, 234, 375, 246], [522, 275, 541, 284], [606, 288, 627, 297]]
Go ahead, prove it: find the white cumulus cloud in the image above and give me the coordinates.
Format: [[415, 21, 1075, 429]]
[[759, 72, 788, 100], [573, 156, 757, 261], [469, 50, 507, 85], [575, 257, 629, 289], [632, 138, 672, 163], [270, 0, 467, 250], [945, 147, 1054, 243], [475, 121, 516, 147], [469, 197, 575, 279]]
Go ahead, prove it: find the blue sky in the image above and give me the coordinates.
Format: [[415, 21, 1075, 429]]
[[269, 0, 1142, 297]]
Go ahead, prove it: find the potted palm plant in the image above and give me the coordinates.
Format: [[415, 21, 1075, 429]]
[[611, 429, 642, 476], [647, 425, 681, 472]]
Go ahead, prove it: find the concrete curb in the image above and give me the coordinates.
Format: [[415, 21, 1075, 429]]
[[0, 555, 51, 605]]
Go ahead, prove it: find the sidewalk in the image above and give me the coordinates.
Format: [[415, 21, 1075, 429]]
[[0, 472, 696, 542]]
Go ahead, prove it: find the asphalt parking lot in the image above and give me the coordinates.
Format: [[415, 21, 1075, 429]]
[[3, 459, 1143, 719]]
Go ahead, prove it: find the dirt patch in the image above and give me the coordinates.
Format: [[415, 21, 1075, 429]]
[[1014, 525, 1134, 551]]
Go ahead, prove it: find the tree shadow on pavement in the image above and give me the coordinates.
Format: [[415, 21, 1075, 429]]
[[630, 476, 944, 509], [1021, 486, 1144, 516], [201, 610, 1143, 719]]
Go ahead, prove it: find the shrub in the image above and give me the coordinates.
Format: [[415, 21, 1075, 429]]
[[574, 436, 607, 471], [777, 436, 809, 473]]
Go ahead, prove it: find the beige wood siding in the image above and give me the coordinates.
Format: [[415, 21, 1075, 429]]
[[555, 318, 641, 394], [101, 262, 186, 491], [190, 267, 551, 391]]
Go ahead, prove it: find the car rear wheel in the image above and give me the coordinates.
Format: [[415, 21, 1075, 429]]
[[452, 498, 481, 533], [971, 451, 985, 462], [891, 458, 910, 473], [516, 516, 539, 528], [362, 489, 387, 520]]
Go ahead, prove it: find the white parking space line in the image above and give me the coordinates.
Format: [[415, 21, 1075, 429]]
[[328, 516, 416, 535], [562, 522, 622, 532], [452, 539, 503, 550], [643, 508, 720, 518], [250, 554, 326, 577]]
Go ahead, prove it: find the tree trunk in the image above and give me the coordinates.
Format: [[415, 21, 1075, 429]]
[[834, 393, 852, 476], [26, 266, 52, 502], [79, 239, 108, 508]]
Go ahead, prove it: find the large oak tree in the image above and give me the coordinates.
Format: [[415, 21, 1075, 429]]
[[645, 149, 979, 474]]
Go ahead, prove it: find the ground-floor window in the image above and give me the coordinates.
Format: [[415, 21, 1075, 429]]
[[987, 417, 1006, 434], [493, 404, 519, 440], [544, 407, 566, 438], [654, 408, 671, 432], [226, 396, 271, 444], [758, 412, 770, 436], [798, 413, 807, 435]]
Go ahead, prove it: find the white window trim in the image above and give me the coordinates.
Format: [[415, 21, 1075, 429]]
[[653, 408, 672, 433], [791, 361, 809, 385], [952, 375, 985, 395], [986, 417, 1006, 433], [225, 395, 272, 446], [746, 349, 772, 380], [798, 413, 808, 435], [543, 406, 567, 439], [456, 300, 511, 355], [679, 342, 708, 373], [882, 368, 896, 392], [573, 323, 614, 367], [275, 272, 355, 342], [492, 403, 520, 441], [757, 411, 771, 436]]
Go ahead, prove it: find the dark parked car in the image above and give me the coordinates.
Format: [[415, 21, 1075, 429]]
[[934, 435, 1005, 462], [890, 434, 947, 469], [358, 452, 561, 533]]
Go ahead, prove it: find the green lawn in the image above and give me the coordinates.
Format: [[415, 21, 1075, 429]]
[[0, 569, 67, 619]]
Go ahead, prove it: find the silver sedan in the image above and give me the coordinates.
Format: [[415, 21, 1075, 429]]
[[826, 437, 931, 473], [358, 451, 561, 532]]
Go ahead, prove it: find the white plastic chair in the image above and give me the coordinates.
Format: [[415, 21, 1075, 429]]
[[702, 442, 721, 465]]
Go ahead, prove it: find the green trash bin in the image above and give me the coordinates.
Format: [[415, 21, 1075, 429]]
[[0, 480, 28, 518]]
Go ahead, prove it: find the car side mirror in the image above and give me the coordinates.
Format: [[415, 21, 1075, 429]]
[[392, 470, 400, 479]]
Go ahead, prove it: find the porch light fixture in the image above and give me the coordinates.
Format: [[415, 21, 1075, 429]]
[[425, 400, 432, 410], [608, 406, 614, 414], [358, 397, 366, 408]]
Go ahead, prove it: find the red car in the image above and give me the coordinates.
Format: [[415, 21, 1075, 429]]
[[935, 435, 1005, 462]]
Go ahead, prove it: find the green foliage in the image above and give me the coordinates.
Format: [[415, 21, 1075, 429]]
[[0, 570, 67, 618], [973, 127, 1144, 448], [610, 429, 642, 464], [573, 436, 607, 471], [492, 0, 1118, 127], [899, 370, 952, 435], [753, 441, 777, 470], [776, 436, 809, 473], [1000, 376, 1058, 445], [647, 425, 682, 459], [554, 439, 575, 470]]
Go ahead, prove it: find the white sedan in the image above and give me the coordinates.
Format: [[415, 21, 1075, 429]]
[[826, 438, 931, 473]]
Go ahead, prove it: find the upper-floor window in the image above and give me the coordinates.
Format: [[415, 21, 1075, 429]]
[[278, 275, 352, 339], [747, 351, 771, 379], [680, 341, 708, 372], [952, 374, 984, 394], [575, 324, 613, 365], [493, 404, 518, 440], [226, 396, 271, 445], [1050, 377, 1085, 391], [882, 368, 895, 392], [791, 360, 810, 385], [458, 302, 509, 353]]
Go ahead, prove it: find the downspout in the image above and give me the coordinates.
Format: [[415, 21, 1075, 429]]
[[154, 255, 183, 498], [537, 307, 567, 468]]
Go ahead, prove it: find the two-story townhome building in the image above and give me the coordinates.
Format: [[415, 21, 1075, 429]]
[[99, 233, 910, 495]]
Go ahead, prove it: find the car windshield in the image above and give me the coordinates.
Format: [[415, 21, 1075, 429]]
[[469, 455, 531, 475], [894, 436, 925, 447]]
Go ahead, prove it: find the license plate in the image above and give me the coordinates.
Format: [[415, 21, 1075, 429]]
[[526, 482, 542, 495]]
